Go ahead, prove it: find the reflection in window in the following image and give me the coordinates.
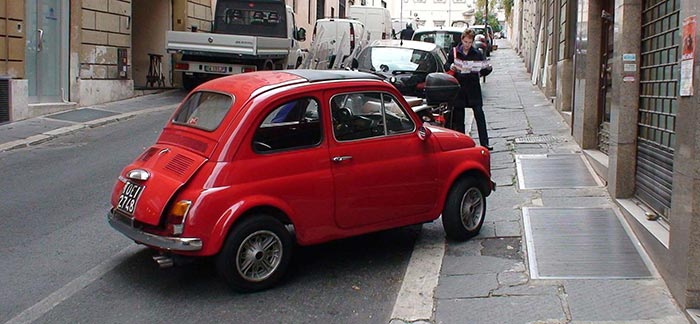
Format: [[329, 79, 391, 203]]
[[331, 92, 414, 141]]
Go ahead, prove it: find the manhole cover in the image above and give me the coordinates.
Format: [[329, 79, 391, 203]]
[[516, 154, 603, 189], [523, 207, 652, 279], [514, 135, 558, 144]]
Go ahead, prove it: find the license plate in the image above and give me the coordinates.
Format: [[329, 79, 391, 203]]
[[204, 65, 227, 73], [117, 181, 144, 215]]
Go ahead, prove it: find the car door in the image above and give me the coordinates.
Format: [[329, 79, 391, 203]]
[[327, 90, 439, 229]]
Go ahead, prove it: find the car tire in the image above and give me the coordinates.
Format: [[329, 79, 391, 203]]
[[441, 176, 486, 241], [216, 215, 293, 292]]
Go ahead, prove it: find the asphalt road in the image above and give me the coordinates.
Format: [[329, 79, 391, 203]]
[[0, 104, 417, 323]]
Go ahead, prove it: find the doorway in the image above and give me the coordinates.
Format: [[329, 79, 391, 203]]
[[25, 0, 69, 103], [597, 5, 613, 154], [132, 0, 171, 88]]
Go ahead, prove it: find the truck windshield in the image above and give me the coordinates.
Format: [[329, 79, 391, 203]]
[[214, 0, 287, 38]]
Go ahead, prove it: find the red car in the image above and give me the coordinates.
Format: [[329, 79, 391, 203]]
[[108, 70, 493, 292]]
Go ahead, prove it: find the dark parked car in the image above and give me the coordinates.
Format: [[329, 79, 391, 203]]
[[354, 39, 448, 97]]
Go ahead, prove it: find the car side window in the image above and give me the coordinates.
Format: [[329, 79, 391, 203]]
[[253, 97, 321, 152], [331, 92, 414, 141]]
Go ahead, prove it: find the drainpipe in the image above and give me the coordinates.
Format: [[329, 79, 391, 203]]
[[4, 0, 9, 75]]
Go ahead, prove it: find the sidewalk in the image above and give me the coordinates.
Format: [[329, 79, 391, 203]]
[[0, 89, 186, 152], [431, 39, 689, 324]]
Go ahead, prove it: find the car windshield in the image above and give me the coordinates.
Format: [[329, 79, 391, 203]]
[[356, 47, 437, 73], [414, 31, 461, 53]]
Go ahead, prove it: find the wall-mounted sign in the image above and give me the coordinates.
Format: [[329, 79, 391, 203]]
[[680, 15, 696, 96], [622, 54, 636, 62], [624, 64, 637, 72]]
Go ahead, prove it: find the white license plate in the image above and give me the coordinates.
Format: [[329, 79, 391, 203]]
[[204, 65, 227, 73], [117, 181, 144, 215]]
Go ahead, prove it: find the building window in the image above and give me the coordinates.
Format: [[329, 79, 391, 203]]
[[414, 0, 426, 3], [453, 0, 466, 3], [434, 20, 445, 27], [434, 0, 445, 3]]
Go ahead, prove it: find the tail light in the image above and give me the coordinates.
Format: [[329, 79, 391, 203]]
[[175, 63, 189, 70], [242, 67, 256, 73], [166, 200, 191, 235]]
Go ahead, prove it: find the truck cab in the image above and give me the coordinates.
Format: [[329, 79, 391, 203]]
[[167, 0, 307, 90]]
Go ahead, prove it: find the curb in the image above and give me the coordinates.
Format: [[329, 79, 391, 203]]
[[0, 105, 176, 153]]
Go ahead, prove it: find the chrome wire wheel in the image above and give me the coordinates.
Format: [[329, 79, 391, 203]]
[[236, 230, 283, 282], [460, 187, 484, 231]]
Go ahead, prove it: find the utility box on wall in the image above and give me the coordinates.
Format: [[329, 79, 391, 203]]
[[118, 48, 128, 79]]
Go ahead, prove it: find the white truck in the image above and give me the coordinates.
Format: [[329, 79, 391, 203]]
[[166, 0, 307, 90], [348, 6, 392, 41]]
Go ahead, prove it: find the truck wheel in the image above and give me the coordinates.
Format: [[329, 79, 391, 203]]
[[441, 177, 486, 241], [182, 75, 197, 91], [216, 215, 292, 292]]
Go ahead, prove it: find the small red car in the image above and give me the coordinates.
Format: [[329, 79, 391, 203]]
[[108, 70, 493, 292]]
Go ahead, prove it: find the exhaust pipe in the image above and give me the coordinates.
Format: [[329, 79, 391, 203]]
[[152, 255, 175, 268]]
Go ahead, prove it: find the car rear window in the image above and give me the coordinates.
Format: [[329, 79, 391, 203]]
[[173, 91, 233, 131]]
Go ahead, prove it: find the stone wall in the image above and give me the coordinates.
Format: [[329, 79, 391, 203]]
[[0, 0, 25, 78], [80, 0, 131, 80]]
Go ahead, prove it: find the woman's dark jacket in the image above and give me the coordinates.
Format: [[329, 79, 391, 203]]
[[444, 43, 492, 107]]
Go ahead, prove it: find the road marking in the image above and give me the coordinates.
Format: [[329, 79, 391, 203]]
[[5, 245, 140, 324], [390, 221, 445, 323]]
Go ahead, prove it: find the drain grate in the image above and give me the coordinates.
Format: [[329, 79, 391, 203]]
[[523, 207, 652, 279], [516, 154, 602, 189], [514, 135, 559, 144], [46, 108, 118, 123]]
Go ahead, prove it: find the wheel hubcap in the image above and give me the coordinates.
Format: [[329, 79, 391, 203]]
[[236, 230, 282, 282], [460, 187, 484, 231]]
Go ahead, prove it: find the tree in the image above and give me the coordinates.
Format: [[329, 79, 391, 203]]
[[502, 0, 514, 19], [474, 11, 501, 32]]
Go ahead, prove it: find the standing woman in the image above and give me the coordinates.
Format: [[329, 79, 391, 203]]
[[444, 28, 493, 150]]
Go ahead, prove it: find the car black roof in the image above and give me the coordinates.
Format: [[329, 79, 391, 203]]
[[287, 69, 384, 82]]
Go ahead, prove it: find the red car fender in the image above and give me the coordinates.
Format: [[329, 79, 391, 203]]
[[438, 152, 492, 204], [204, 194, 299, 255]]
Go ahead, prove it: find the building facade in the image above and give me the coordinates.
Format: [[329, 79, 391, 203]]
[[1, 0, 350, 124], [512, 0, 700, 311]]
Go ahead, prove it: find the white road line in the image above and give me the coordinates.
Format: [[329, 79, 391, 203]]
[[5, 245, 140, 324], [390, 221, 445, 323]]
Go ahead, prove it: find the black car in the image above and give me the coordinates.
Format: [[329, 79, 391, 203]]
[[354, 39, 448, 97], [411, 26, 466, 55]]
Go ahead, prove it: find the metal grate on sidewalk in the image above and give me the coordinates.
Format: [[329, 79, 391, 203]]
[[523, 207, 652, 279], [516, 154, 603, 189]]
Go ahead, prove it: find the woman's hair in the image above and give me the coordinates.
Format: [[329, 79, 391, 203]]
[[462, 28, 477, 40]]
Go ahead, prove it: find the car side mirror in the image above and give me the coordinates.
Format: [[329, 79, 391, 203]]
[[296, 28, 307, 42], [418, 123, 432, 141]]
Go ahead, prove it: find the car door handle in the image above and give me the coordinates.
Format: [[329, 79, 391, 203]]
[[332, 156, 353, 162]]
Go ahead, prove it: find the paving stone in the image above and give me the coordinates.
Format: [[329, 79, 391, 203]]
[[475, 221, 497, 239], [435, 295, 566, 324], [494, 220, 522, 237], [497, 271, 529, 286], [481, 237, 522, 260], [488, 208, 522, 223], [492, 282, 561, 297], [444, 239, 482, 257], [563, 280, 684, 322], [441, 255, 523, 276], [435, 273, 498, 299]]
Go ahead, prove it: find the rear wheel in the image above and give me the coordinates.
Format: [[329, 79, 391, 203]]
[[216, 215, 293, 292], [441, 177, 486, 241], [182, 75, 198, 91]]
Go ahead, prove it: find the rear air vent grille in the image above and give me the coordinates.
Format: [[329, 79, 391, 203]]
[[165, 154, 194, 175]]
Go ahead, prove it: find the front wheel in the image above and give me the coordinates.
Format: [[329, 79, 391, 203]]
[[441, 177, 486, 241], [216, 215, 293, 292]]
